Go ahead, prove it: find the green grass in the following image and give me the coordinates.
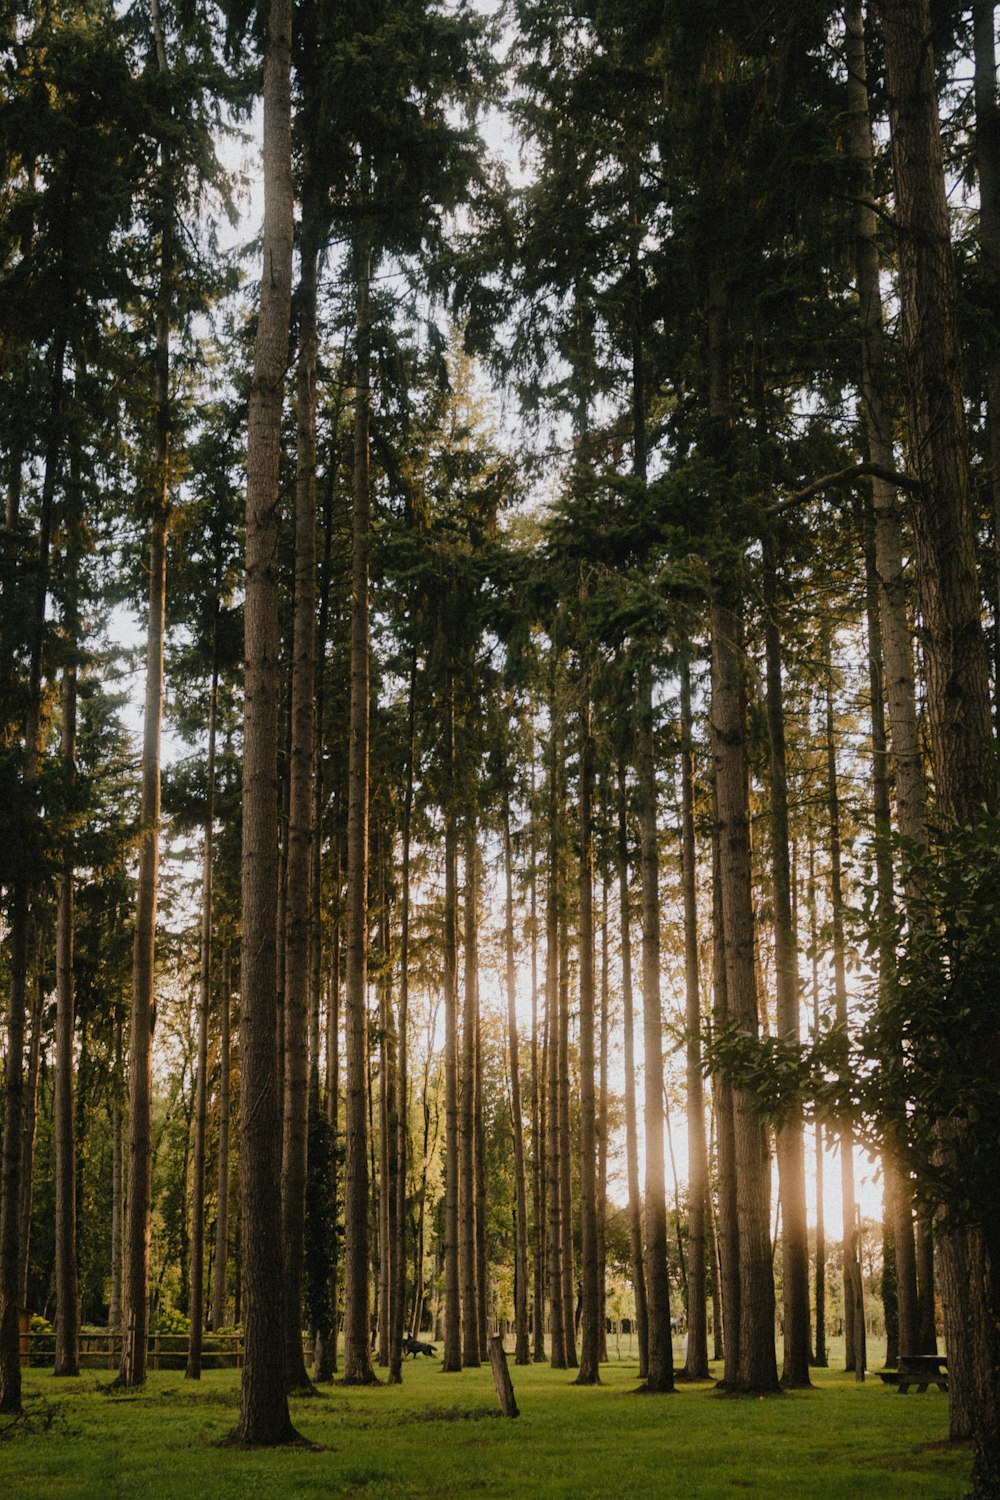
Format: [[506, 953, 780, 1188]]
[[0, 1343, 971, 1500]]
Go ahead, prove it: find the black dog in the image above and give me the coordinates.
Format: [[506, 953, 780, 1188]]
[[403, 1334, 437, 1359]]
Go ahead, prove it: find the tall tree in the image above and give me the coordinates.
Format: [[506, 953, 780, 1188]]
[[236, 0, 298, 1443]]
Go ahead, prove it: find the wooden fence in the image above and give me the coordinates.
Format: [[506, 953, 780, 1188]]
[[19, 1330, 315, 1371]]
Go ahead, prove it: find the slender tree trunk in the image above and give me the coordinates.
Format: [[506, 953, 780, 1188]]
[[530, 813, 546, 1363], [186, 656, 218, 1379], [845, 0, 923, 1362], [807, 843, 827, 1368], [710, 599, 779, 1394], [118, 0, 173, 1391], [558, 884, 577, 1368], [504, 799, 531, 1366], [546, 675, 567, 1370], [110, 1010, 124, 1341], [474, 990, 489, 1352], [389, 655, 416, 1382], [236, 0, 296, 1443], [53, 415, 82, 1374], [617, 766, 649, 1378], [711, 814, 739, 1385], [824, 660, 860, 1373], [342, 226, 377, 1387], [460, 829, 480, 1367], [706, 1131, 723, 1363], [636, 663, 673, 1393], [320, 893, 342, 1379], [212, 943, 232, 1333], [679, 659, 710, 1381], [575, 676, 600, 1386], [760, 544, 811, 1389], [597, 882, 609, 1366], [442, 710, 463, 1371], [377, 871, 398, 1370], [280, 213, 319, 1393], [18, 970, 42, 1311]]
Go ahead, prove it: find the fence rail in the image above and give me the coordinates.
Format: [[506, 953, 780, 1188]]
[[18, 1329, 315, 1371]]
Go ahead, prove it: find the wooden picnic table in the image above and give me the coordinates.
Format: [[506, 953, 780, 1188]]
[[879, 1354, 948, 1394]]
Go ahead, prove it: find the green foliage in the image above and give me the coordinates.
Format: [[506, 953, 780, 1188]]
[[861, 816, 1000, 1227]]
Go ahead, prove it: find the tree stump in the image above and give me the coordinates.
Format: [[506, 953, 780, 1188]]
[[488, 1336, 519, 1418]]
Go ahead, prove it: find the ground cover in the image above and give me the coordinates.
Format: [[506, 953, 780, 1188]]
[[0, 1343, 971, 1500]]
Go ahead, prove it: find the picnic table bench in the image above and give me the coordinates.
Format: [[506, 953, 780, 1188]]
[[879, 1354, 948, 1394]]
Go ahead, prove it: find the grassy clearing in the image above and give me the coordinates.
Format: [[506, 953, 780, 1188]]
[[0, 1342, 971, 1500]]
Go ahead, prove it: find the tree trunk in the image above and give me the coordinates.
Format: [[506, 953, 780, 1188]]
[[460, 829, 480, 1368], [824, 660, 860, 1373], [389, 654, 416, 1382], [110, 1010, 124, 1340], [442, 722, 463, 1371], [18, 971, 43, 1309], [236, 0, 297, 1443], [546, 672, 567, 1370], [342, 227, 377, 1388], [186, 654, 218, 1379], [575, 676, 600, 1386], [53, 415, 81, 1376], [474, 985, 489, 1354], [636, 663, 673, 1393], [617, 766, 649, 1378], [530, 813, 547, 1364], [761, 544, 811, 1389], [679, 658, 710, 1381], [710, 599, 778, 1393], [212, 943, 232, 1333], [808, 842, 828, 1368], [281, 211, 319, 1394], [845, 0, 923, 1362], [504, 798, 531, 1366], [558, 882, 577, 1369], [597, 883, 609, 1366]]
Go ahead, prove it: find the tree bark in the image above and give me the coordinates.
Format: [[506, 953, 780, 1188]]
[[389, 654, 416, 1382], [679, 658, 710, 1381], [617, 766, 649, 1378], [186, 654, 218, 1379], [442, 719, 463, 1371], [281, 212, 319, 1394], [597, 882, 609, 1366], [342, 227, 377, 1387], [845, 0, 923, 1361], [460, 829, 481, 1367], [808, 842, 828, 1368], [574, 675, 600, 1386], [236, 0, 297, 1443], [761, 543, 811, 1389], [710, 599, 778, 1394], [53, 414, 82, 1376], [546, 670, 567, 1369], [211, 943, 232, 1333], [636, 662, 673, 1393], [824, 660, 860, 1373], [530, 810, 547, 1363], [557, 878, 577, 1369], [504, 797, 531, 1366]]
